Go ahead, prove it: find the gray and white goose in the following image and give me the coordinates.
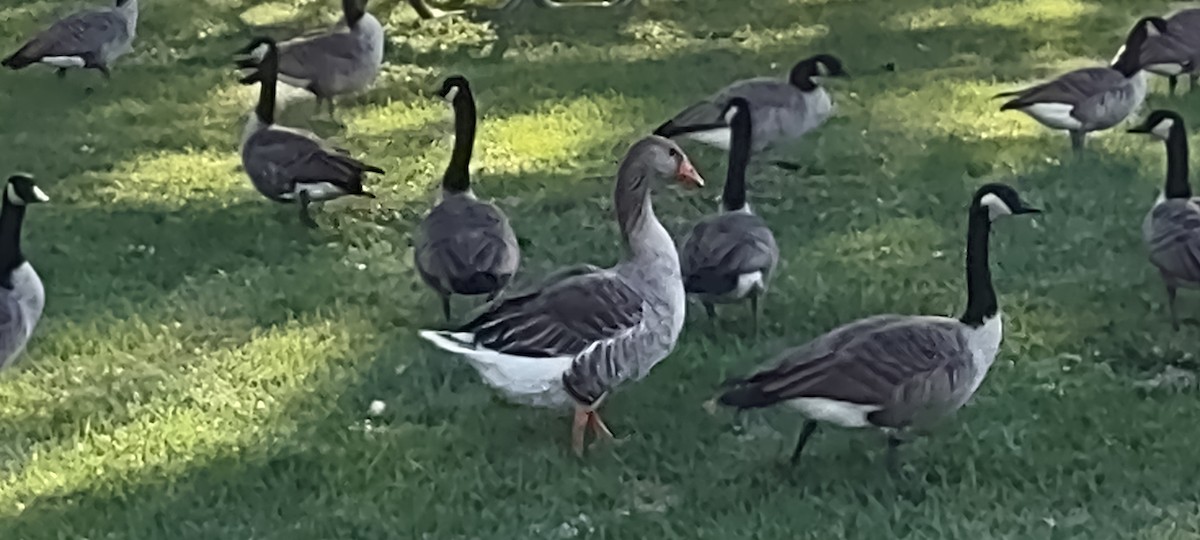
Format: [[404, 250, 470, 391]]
[[1128, 110, 1200, 330], [718, 183, 1039, 474], [235, 0, 385, 120], [238, 37, 382, 228], [2, 0, 138, 79], [680, 97, 779, 333], [653, 54, 847, 169], [1139, 9, 1200, 95], [415, 76, 521, 322], [418, 136, 705, 456], [0, 175, 49, 370], [996, 17, 1167, 154]]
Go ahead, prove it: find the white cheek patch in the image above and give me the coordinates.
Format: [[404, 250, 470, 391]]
[[30, 186, 49, 203], [6, 184, 24, 206], [979, 193, 1013, 220], [249, 43, 270, 61], [816, 62, 831, 76], [1111, 45, 1126, 65], [723, 104, 741, 123], [1151, 118, 1175, 140], [443, 85, 459, 103], [1147, 22, 1162, 37]]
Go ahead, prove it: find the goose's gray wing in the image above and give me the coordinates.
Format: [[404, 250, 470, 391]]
[[0, 295, 29, 369], [276, 31, 363, 86], [720, 316, 974, 427], [681, 213, 778, 295], [415, 197, 520, 296], [243, 128, 381, 194], [998, 67, 1127, 108], [656, 78, 800, 135], [1146, 199, 1200, 283], [458, 270, 646, 404], [1140, 34, 1198, 67], [3, 10, 127, 66]]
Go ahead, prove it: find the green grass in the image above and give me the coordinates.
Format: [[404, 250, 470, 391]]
[[2, 0, 1200, 537]]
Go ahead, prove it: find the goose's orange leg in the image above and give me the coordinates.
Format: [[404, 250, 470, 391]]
[[588, 411, 614, 441], [571, 408, 589, 457]]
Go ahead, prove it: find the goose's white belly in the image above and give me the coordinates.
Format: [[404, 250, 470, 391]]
[[962, 313, 1003, 399], [2, 263, 45, 365], [786, 398, 881, 428]]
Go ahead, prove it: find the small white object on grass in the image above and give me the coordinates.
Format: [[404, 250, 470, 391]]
[[368, 400, 386, 416]]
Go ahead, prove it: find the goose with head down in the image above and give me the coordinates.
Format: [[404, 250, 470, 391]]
[[996, 17, 1167, 155], [1128, 110, 1200, 330], [414, 75, 521, 321], [418, 135, 704, 456], [238, 37, 382, 228], [1139, 9, 1200, 95], [235, 0, 385, 121], [680, 97, 779, 333], [718, 183, 1040, 476]]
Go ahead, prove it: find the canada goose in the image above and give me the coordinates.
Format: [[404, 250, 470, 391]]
[[680, 97, 779, 333], [2, 0, 138, 80], [1128, 110, 1200, 330], [1140, 9, 1200, 95], [718, 183, 1039, 474], [996, 17, 1167, 154], [238, 37, 382, 228], [235, 0, 385, 120], [418, 136, 704, 456], [414, 76, 521, 321], [653, 54, 848, 169], [0, 175, 49, 370]]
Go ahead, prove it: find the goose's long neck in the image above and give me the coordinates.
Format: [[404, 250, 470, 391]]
[[615, 164, 672, 262], [254, 58, 277, 127], [722, 112, 751, 212], [0, 199, 28, 282], [1164, 125, 1192, 199], [1113, 28, 1149, 77], [442, 91, 476, 194], [960, 209, 997, 327]]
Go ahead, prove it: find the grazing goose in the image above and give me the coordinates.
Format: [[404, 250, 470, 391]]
[[718, 183, 1040, 475], [0, 175, 49, 370], [1128, 110, 1200, 330], [418, 136, 705, 456], [1140, 9, 1200, 95], [653, 54, 847, 169], [996, 17, 1167, 154], [414, 76, 521, 321], [238, 37, 382, 228], [680, 97, 779, 333], [2, 0, 138, 79], [235, 0, 385, 120]]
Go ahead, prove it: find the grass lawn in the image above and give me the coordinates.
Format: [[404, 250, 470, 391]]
[[3, 0, 1200, 537]]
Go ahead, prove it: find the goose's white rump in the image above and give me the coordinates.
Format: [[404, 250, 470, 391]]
[[418, 330, 575, 408]]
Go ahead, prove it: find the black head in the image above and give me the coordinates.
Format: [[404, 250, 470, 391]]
[[438, 75, 470, 103], [5, 174, 49, 206], [115, 0, 132, 6], [1128, 109, 1185, 140], [343, 0, 368, 26], [789, 54, 849, 89], [235, 37, 278, 84], [1136, 16, 1170, 40], [722, 96, 752, 125], [971, 183, 1040, 221]]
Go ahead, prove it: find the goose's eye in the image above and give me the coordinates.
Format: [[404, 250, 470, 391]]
[[668, 148, 678, 158]]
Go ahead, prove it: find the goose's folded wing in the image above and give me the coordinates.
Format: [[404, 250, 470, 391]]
[[248, 129, 381, 183], [0, 296, 28, 368], [277, 31, 361, 80], [1147, 200, 1200, 282], [458, 270, 644, 358], [7, 10, 126, 62], [416, 200, 519, 286], [657, 78, 798, 134], [998, 67, 1126, 108], [722, 316, 970, 409], [682, 214, 778, 293]]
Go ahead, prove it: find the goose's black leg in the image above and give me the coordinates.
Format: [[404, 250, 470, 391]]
[[96, 65, 111, 79], [1189, 73, 1199, 93], [298, 191, 318, 229], [56, 68, 67, 79], [1166, 282, 1180, 331], [885, 436, 904, 478], [749, 293, 760, 337], [703, 301, 717, 321], [1170, 75, 1179, 96], [1069, 130, 1085, 154], [790, 421, 819, 465]]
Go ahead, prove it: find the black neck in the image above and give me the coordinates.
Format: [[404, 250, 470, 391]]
[[0, 197, 28, 288], [255, 53, 277, 125], [960, 208, 997, 326], [343, 0, 365, 26], [1164, 124, 1192, 199], [1113, 28, 1149, 77], [443, 88, 476, 193], [722, 110, 752, 212], [788, 61, 819, 92]]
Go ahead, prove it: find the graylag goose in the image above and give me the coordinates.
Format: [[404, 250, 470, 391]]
[[996, 17, 1167, 155], [415, 76, 521, 321], [0, 174, 49, 370], [238, 37, 382, 228], [653, 54, 847, 170], [718, 183, 1039, 475], [680, 97, 779, 333], [419, 136, 705, 456], [2, 0, 138, 80], [1140, 9, 1200, 95], [235, 0, 385, 120], [1128, 110, 1200, 330]]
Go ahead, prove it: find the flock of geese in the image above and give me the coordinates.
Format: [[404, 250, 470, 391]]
[[3, 0, 1200, 474]]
